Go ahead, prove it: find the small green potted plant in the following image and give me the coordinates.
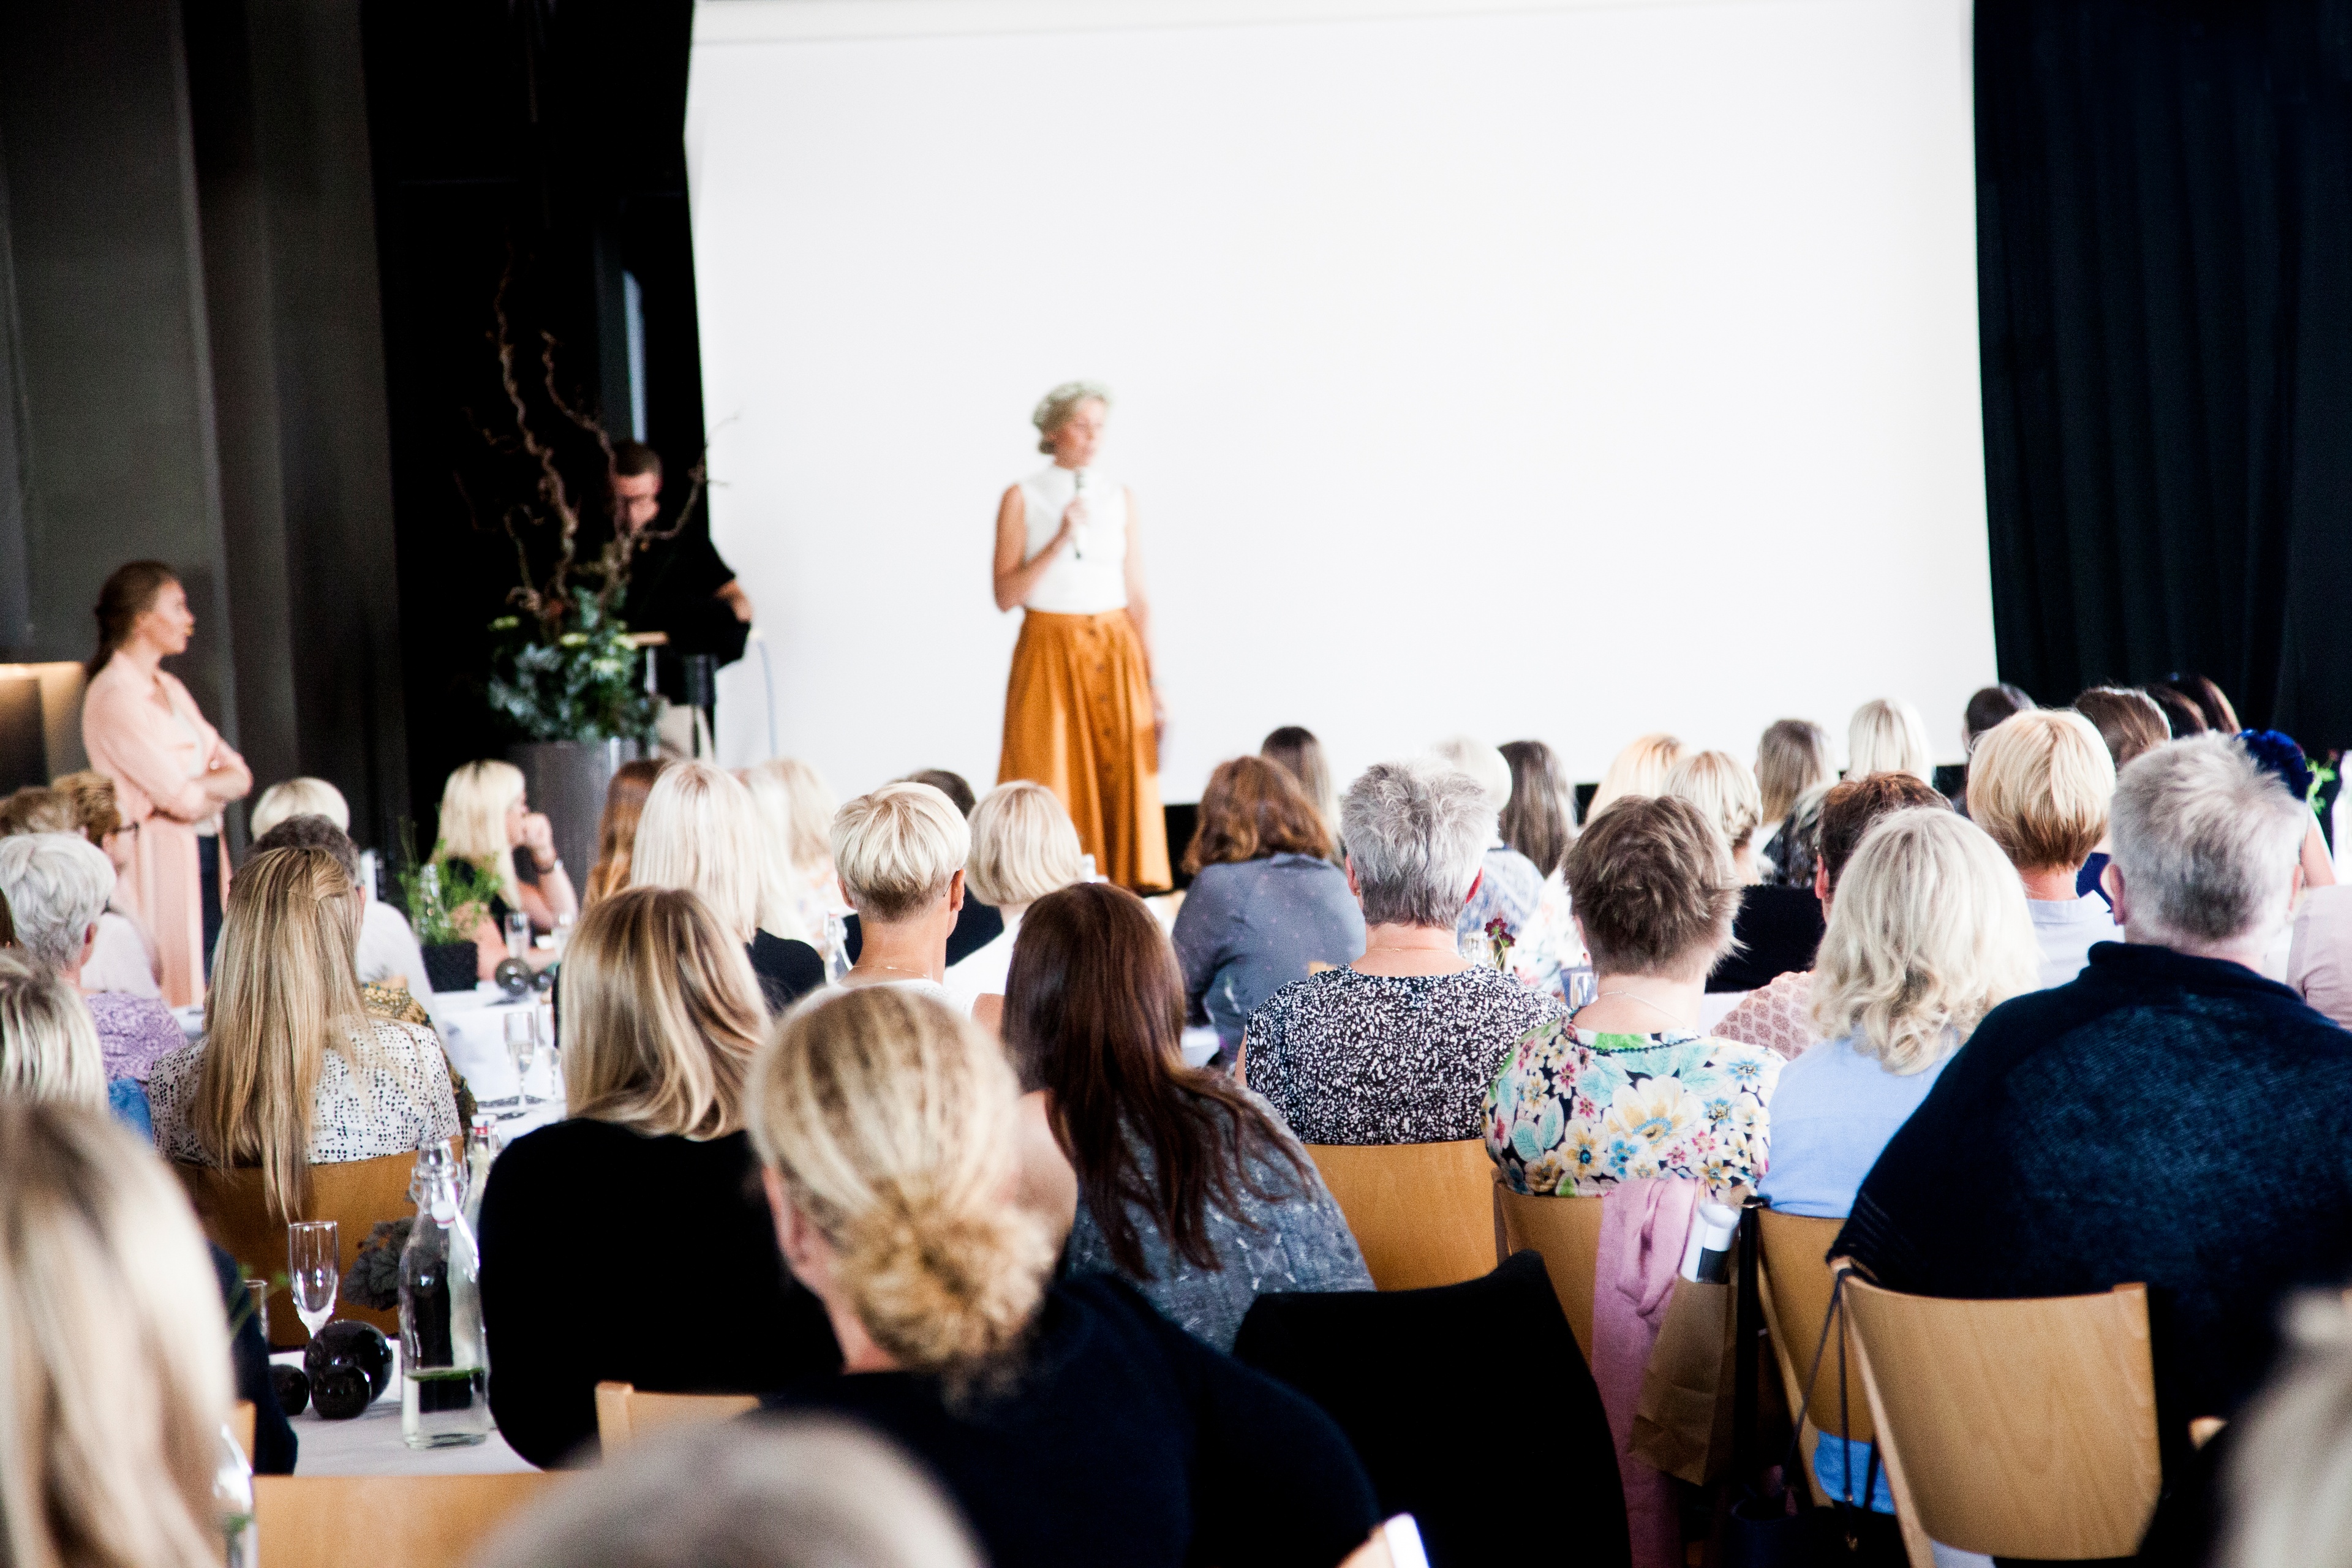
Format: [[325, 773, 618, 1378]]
[[399, 829, 498, 995]]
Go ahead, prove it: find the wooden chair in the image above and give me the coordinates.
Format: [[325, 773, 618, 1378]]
[[594, 1382, 760, 1450], [176, 1143, 456, 1349], [1304, 1139, 1499, 1291], [255, 1473, 557, 1568], [230, 1400, 255, 1461], [1754, 1210, 1870, 1507], [1842, 1274, 2162, 1565], [1493, 1182, 1604, 1363]]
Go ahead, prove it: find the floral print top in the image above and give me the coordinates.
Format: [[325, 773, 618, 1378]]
[[1484, 1019, 1782, 1197]]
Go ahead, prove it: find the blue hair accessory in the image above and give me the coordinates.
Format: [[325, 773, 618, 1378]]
[[2236, 729, 2315, 804]]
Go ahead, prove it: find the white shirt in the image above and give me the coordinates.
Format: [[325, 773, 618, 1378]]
[[83, 910, 161, 998], [1016, 464, 1128, 614], [356, 900, 434, 1003], [2028, 894, 2121, 989], [943, 913, 1023, 1016]]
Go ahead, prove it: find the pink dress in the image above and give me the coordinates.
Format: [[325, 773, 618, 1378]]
[[81, 654, 244, 1006]]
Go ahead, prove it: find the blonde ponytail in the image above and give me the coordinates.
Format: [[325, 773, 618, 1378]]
[[750, 988, 1052, 1374]]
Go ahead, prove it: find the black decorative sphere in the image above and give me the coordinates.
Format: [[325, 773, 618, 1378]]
[[532, 960, 558, 994], [304, 1320, 393, 1402], [310, 1363, 373, 1421], [493, 956, 534, 998], [268, 1363, 310, 1419]]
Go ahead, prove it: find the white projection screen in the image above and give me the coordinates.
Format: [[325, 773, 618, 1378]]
[[686, 0, 1994, 804]]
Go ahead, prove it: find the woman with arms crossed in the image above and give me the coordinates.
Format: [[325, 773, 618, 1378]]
[[993, 382, 1170, 893]]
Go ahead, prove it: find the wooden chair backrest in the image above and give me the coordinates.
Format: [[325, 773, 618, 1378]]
[[594, 1381, 760, 1451], [1843, 1274, 2161, 1564], [176, 1144, 454, 1348], [1756, 1209, 1872, 1448], [1493, 1183, 1604, 1363], [1303, 1140, 1500, 1291], [230, 1400, 255, 1462], [255, 1473, 557, 1568]]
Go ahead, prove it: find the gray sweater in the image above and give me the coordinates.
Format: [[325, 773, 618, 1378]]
[[1172, 854, 1366, 1055]]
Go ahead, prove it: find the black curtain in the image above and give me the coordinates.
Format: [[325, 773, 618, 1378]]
[[1977, 0, 2352, 745]]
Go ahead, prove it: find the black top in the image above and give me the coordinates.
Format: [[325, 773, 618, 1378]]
[[761, 1275, 1378, 1567], [748, 932, 826, 1012], [1839, 943, 2352, 1446], [840, 899, 1005, 970], [619, 526, 747, 701], [1707, 883, 1824, 992], [212, 1243, 296, 1474], [479, 1120, 840, 1468]]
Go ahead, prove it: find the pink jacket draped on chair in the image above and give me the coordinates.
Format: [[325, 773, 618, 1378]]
[[81, 653, 243, 1006]]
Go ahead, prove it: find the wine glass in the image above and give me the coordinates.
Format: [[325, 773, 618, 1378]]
[[1459, 929, 1493, 968], [505, 1009, 540, 1105], [287, 1221, 339, 1341], [504, 911, 534, 966]]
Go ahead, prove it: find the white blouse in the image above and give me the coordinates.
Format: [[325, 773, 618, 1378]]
[[1017, 464, 1129, 614], [149, 1018, 461, 1166]]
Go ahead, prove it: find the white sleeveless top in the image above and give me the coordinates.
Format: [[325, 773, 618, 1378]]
[[1017, 464, 1128, 614]]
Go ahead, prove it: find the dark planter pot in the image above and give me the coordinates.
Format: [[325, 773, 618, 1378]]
[[508, 739, 641, 888], [421, 941, 478, 995]]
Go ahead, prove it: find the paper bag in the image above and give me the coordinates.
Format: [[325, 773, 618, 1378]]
[[1629, 1274, 1738, 1485]]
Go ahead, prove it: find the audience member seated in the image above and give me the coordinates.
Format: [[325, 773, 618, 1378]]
[[894, 769, 1006, 966], [1244, 760, 1564, 1144], [149, 846, 459, 1214], [1008, 883, 1368, 1349], [1261, 724, 1342, 856], [2237, 728, 2337, 894], [50, 769, 162, 997], [736, 761, 819, 949], [1967, 708, 2120, 986], [2214, 1292, 2352, 1568], [1766, 782, 1831, 894], [2146, 683, 2208, 738], [1171, 758, 1364, 1063], [2158, 671, 2241, 734], [0, 948, 115, 1114], [1671, 749, 1823, 992], [585, 758, 668, 907], [942, 782, 1084, 1014], [1954, 681, 2035, 815], [1715, 772, 1950, 1058], [479, 886, 841, 1467], [0, 833, 178, 1123], [1432, 735, 1544, 948], [2071, 688, 2173, 902], [1588, 732, 1685, 821], [0, 783, 74, 836], [831, 782, 970, 1006], [1848, 697, 1935, 783], [250, 777, 435, 1001], [1497, 739, 1588, 1003], [739, 758, 851, 969], [441, 760, 578, 979], [475, 1419, 982, 1568], [751, 986, 1382, 1568], [1838, 736, 2352, 1481], [1754, 718, 1833, 884], [0, 1101, 239, 1562], [634, 761, 824, 1011]]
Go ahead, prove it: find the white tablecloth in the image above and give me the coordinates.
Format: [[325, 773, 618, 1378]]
[[271, 1345, 535, 1477]]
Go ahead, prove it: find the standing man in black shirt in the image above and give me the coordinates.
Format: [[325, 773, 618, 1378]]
[[611, 442, 753, 756]]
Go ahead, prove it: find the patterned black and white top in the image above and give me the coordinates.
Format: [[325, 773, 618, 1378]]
[[1243, 966, 1566, 1145], [148, 1018, 462, 1165]]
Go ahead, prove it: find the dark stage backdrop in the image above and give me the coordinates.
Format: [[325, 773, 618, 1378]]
[[1977, 0, 2352, 745]]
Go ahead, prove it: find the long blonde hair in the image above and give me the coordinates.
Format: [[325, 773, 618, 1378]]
[[748, 988, 1054, 1375], [1847, 699, 1935, 785], [736, 764, 816, 944], [747, 758, 839, 887], [0, 1102, 230, 1568], [631, 763, 767, 943], [0, 949, 105, 1108], [1589, 733, 1686, 822], [439, 760, 527, 912], [1810, 809, 2040, 1074], [561, 887, 766, 1140], [192, 846, 368, 1219]]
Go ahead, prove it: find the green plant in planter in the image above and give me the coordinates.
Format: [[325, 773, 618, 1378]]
[[396, 826, 497, 945], [486, 590, 657, 745]]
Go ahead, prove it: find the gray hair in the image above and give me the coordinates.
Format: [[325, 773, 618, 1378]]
[[1428, 736, 1512, 812], [1031, 380, 1112, 453], [0, 832, 115, 975], [1340, 760, 1495, 929], [2110, 735, 2307, 949], [472, 1417, 979, 1568]]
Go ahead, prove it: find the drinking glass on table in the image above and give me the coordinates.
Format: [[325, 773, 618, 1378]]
[[505, 1008, 541, 1105], [288, 1220, 339, 1341], [504, 911, 534, 966]]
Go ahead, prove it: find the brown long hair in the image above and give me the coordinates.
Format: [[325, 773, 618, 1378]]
[[1260, 726, 1337, 841], [585, 758, 668, 905], [1499, 739, 1577, 878], [87, 561, 179, 678], [1182, 756, 1330, 876], [1002, 883, 1309, 1277]]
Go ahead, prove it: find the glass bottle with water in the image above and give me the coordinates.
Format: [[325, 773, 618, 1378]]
[[398, 1142, 492, 1447]]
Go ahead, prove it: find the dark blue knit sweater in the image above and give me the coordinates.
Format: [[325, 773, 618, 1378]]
[[1838, 941, 2352, 1436]]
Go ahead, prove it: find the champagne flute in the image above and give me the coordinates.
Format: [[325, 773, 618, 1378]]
[[287, 1221, 339, 1341], [504, 911, 533, 966], [505, 1009, 540, 1107]]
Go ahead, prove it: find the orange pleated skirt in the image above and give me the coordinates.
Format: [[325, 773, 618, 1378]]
[[1000, 610, 1170, 894]]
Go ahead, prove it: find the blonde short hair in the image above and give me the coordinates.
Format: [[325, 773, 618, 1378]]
[[1588, 733, 1686, 822], [964, 784, 1084, 908], [0, 1101, 231, 1568], [831, 783, 970, 924], [1665, 750, 1763, 856], [1031, 380, 1111, 453], [632, 763, 768, 943], [251, 777, 352, 839], [1810, 809, 2041, 1074], [1429, 736, 1513, 812], [0, 948, 105, 1108], [1847, 699, 1934, 784], [560, 886, 768, 1139], [439, 760, 526, 911], [748, 987, 1054, 1375], [1965, 709, 2116, 873]]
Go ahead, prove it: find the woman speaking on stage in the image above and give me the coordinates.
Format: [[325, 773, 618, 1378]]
[[993, 382, 1170, 894]]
